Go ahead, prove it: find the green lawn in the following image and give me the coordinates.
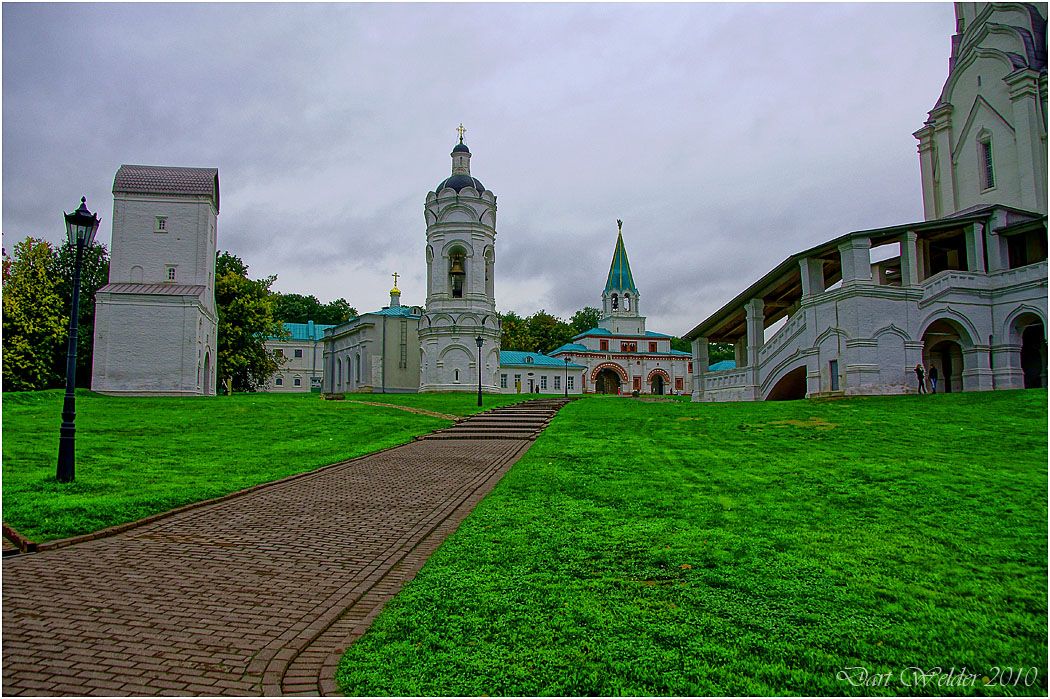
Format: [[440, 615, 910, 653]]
[[337, 390, 1048, 696], [2, 390, 451, 542]]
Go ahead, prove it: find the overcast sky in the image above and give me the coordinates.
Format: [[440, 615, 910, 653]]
[[3, 2, 957, 336]]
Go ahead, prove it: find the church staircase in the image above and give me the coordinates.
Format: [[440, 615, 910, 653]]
[[420, 397, 577, 440]]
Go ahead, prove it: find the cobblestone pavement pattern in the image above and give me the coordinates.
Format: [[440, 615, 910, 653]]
[[3, 399, 571, 696]]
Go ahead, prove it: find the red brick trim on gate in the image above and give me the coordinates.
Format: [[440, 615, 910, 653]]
[[590, 362, 628, 382], [646, 368, 671, 384]]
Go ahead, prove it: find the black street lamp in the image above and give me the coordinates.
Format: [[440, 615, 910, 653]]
[[475, 335, 484, 407], [57, 197, 101, 483], [564, 356, 569, 397]]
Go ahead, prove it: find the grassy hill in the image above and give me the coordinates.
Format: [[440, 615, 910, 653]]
[[335, 390, 1048, 696]]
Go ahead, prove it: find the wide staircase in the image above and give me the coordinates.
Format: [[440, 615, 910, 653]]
[[420, 397, 577, 440]]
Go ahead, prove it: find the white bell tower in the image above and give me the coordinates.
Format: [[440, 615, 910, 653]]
[[418, 126, 501, 392]]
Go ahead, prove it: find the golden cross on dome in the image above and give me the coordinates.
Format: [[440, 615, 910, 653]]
[[456, 123, 466, 143], [392, 272, 400, 287]]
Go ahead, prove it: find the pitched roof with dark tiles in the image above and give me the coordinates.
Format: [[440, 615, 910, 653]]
[[98, 282, 206, 297], [113, 165, 220, 212]]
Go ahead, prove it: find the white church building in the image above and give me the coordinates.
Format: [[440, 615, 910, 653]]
[[91, 165, 219, 396], [685, 2, 1047, 402]]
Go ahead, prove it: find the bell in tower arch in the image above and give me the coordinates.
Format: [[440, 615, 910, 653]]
[[449, 253, 466, 298]]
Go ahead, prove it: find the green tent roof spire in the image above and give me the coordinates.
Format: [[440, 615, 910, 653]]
[[604, 220, 639, 295]]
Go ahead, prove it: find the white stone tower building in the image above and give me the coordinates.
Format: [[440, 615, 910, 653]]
[[418, 128, 501, 392], [914, 2, 1047, 218], [91, 165, 219, 396]]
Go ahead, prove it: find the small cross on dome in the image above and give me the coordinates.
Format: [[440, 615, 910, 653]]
[[456, 123, 466, 143]]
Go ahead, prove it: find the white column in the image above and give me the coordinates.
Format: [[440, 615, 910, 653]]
[[914, 125, 938, 220], [745, 298, 764, 368], [961, 345, 994, 392], [900, 231, 920, 285], [964, 223, 986, 272], [931, 105, 956, 214], [691, 336, 709, 373], [799, 257, 825, 296], [838, 237, 872, 283], [1006, 71, 1046, 213]]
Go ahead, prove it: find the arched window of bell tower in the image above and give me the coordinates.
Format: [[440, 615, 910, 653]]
[[624, 294, 631, 311], [612, 294, 619, 310], [448, 247, 467, 299]]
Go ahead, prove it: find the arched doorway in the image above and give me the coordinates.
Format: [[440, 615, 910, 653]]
[[595, 369, 621, 395], [1021, 321, 1047, 388], [646, 369, 670, 395], [922, 319, 969, 393], [765, 365, 807, 401]]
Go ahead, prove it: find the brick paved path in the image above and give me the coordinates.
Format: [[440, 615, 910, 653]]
[[2, 424, 546, 696]]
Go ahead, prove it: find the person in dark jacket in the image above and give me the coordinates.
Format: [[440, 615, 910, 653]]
[[928, 364, 939, 393], [915, 364, 927, 394]]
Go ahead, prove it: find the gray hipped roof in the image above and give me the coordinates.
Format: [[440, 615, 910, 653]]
[[113, 165, 220, 212]]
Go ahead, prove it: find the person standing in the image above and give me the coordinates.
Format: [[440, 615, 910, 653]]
[[928, 364, 939, 393], [915, 364, 928, 394]]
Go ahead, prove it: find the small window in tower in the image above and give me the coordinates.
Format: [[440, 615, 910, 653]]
[[167, 266, 177, 281], [649, 342, 658, 353], [611, 294, 618, 310], [155, 216, 167, 232], [600, 340, 609, 352], [623, 295, 630, 311], [979, 138, 995, 190]]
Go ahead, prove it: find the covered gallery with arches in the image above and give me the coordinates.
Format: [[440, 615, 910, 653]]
[[685, 3, 1047, 402]]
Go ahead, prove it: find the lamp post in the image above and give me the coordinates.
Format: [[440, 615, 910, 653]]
[[475, 335, 484, 407], [564, 357, 569, 397], [57, 197, 101, 483]]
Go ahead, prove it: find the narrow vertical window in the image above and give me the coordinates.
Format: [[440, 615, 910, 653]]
[[167, 266, 177, 281], [979, 139, 995, 190], [155, 216, 167, 232]]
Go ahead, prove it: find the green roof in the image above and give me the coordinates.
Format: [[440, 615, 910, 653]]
[[604, 231, 639, 295], [499, 351, 586, 369], [372, 305, 422, 317], [276, 321, 335, 341]]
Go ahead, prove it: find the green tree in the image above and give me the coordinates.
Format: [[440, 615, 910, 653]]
[[710, 342, 735, 363], [215, 251, 286, 392], [670, 336, 691, 353], [499, 311, 531, 351], [273, 292, 356, 325], [52, 240, 109, 387], [2, 238, 68, 391], [569, 306, 601, 335], [527, 310, 574, 355], [322, 298, 357, 325]]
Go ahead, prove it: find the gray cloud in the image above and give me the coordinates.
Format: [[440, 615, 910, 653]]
[[3, 3, 955, 334]]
